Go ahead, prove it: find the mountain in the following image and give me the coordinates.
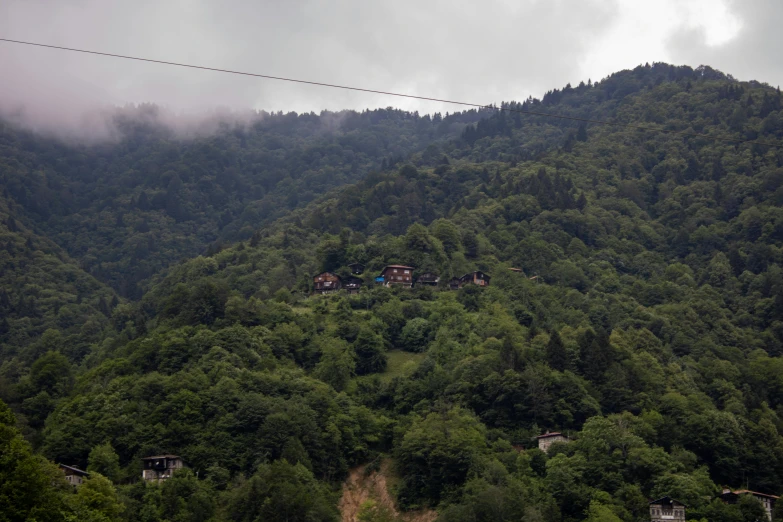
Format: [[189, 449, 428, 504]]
[[0, 106, 493, 299], [3, 62, 783, 522]]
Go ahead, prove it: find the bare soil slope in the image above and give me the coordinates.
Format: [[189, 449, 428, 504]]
[[339, 460, 437, 522]]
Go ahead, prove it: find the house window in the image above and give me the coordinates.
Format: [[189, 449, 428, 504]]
[[404, 270, 409, 274]]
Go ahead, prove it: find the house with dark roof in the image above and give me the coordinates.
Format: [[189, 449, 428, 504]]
[[142, 455, 184, 482], [347, 263, 365, 275], [415, 272, 440, 286], [649, 497, 686, 521], [313, 272, 342, 294], [459, 271, 490, 287], [378, 265, 415, 288], [343, 276, 363, 294], [59, 464, 89, 487], [720, 489, 778, 521], [535, 431, 570, 452]]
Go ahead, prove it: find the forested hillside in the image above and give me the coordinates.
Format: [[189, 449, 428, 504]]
[[3, 62, 783, 522], [0, 106, 491, 298]]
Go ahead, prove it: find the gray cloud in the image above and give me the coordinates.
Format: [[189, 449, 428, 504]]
[[667, 0, 783, 87], [0, 0, 621, 140], [4, 1, 780, 144]]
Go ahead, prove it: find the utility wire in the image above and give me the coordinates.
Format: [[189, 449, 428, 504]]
[[1, 37, 781, 149]]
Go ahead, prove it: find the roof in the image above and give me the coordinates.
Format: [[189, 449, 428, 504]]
[[508, 268, 524, 273], [461, 271, 490, 279], [314, 271, 339, 278], [347, 262, 364, 267], [724, 490, 780, 500], [59, 464, 89, 476], [383, 265, 415, 269], [649, 496, 687, 507], [141, 455, 181, 460], [536, 432, 567, 439]]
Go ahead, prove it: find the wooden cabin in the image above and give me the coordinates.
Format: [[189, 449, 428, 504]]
[[448, 277, 461, 290], [459, 271, 491, 287], [142, 455, 184, 482], [347, 263, 365, 275], [313, 272, 342, 294], [59, 464, 89, 487], [719, 489, 778, 521], [415, 273, 440, 286], [535, 431, 570, 452], [378, 265, 415, 288], [649, 497, 686, 522], [343, 276, 363, 294]]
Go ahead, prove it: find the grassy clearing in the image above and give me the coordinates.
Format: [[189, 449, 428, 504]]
[[381, 350, 426, 382]]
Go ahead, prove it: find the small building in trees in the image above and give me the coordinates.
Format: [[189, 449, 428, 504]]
[[415, 273, 440, 286], [448, 277, 461, 290], [648, 497, 686, 522], [59, 464, 89, 487], [347, 263, 365, 275], [142, 455, 184, 482], [535, 431, 570, 452], [719, 489, 778, 521], [459, 271, 491, 287], [508, 267, 524, 273], [313, 272, 342, 294], [378, 265, 414, 288], [343, 276, 363, 294]]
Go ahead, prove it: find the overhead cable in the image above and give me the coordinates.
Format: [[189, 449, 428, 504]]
[[0, 37, 780, 148]]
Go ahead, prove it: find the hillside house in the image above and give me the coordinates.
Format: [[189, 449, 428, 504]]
[[536, 431, 570, 452], [649, 497, 686, 522], [448, 277, 461, 290], [59, 464, 89, 487], [719, 489, 778, 521], [415, 273, 440, 286], [142, 455, 184, 482], [347, 263, 365, 275], [313, 272, 342, 294], [378, 265, 414, 288], [459, 271, 491, 287], [343, 276, 363, 294]]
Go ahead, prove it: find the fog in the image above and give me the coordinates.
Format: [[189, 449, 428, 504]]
[[0, 0, 778, 142]]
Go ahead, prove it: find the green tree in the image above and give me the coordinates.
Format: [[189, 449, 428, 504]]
[[396, 408, 488, 506], [67, 473, 124, 522], [354, 327, 387, 375], [0, 399, 67, 521], [87, 442, 121, 483], [159, 468, 215, 522], [221, 460, 338, 522], [546, 330, 568, 371], [399, 318, 432, 352], [313, 337, 356, 391]]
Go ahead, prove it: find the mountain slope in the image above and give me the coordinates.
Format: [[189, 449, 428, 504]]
[[4, 63, 783, 522], [0, 107, 493, 298]]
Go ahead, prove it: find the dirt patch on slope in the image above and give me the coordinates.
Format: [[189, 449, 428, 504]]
[[339, 460, 437, 522]]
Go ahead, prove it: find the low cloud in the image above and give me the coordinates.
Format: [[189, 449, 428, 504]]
[[0, 0, 621, 141], [6, 0, 777, 144]]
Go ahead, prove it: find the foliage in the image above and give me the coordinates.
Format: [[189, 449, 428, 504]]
[[2, 63, 783, 521]]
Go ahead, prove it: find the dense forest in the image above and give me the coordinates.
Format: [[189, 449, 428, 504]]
[[0, 105, 491, 299], [3, 62, 783, 521]]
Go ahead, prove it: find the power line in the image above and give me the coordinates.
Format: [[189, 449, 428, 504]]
[[1, 37, 781, 149]]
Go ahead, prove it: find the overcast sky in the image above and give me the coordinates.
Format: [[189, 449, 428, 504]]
[[0, 0, 779, 140]]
